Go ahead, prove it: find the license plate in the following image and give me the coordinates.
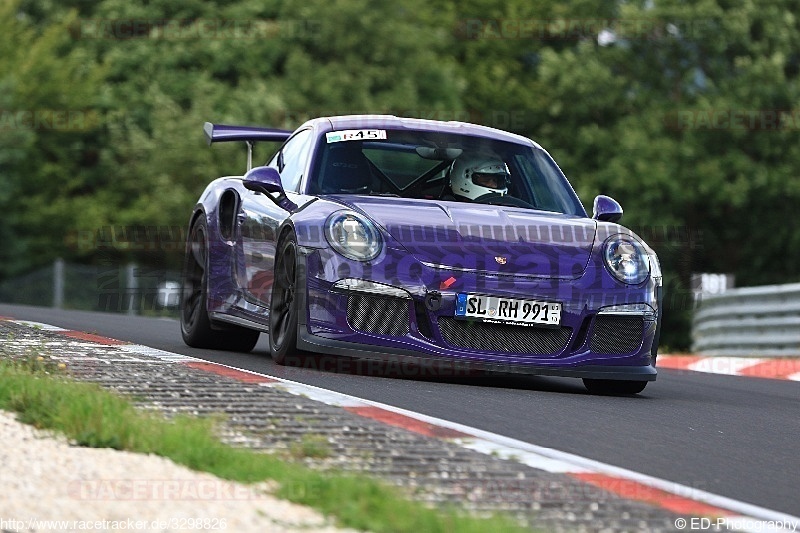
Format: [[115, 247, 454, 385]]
[[455, 293, 561, 327]]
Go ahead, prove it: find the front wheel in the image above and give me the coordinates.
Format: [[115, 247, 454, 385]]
[[269, 232, 299, 365], [583, 379, 648, 395]]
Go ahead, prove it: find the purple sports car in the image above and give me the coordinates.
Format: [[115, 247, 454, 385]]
[[181, 115, 662, 394]]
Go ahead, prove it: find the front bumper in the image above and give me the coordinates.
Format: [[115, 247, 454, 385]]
[[297, 249, 659, 382]]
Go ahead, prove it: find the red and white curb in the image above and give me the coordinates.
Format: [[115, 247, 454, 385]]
[[4, 319, 799, 532], [659, 355, 800, 381]]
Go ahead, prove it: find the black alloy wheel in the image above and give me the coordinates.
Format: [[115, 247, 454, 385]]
[[269, 232, 299, 365]]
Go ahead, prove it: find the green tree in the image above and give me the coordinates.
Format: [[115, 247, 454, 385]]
[[0, 1, 105, 278]]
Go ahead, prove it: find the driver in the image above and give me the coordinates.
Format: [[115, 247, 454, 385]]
[[448, 154, 510, 201]]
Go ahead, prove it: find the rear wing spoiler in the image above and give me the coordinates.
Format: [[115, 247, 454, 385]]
[[203, 122, 292, 171]]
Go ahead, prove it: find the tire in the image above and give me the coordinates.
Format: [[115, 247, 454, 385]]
[[269, 231, 300, 365], [583, 378, 648, 395], [180, 216, 259, 352]]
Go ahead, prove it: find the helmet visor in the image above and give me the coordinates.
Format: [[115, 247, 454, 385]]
[[472, 171, 508, 189]]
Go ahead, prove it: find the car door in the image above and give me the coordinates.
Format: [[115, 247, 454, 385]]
[[239, 129, 315, 307]]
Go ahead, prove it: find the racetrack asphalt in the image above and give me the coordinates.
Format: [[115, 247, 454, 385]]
[[1, 303, 798, 517]]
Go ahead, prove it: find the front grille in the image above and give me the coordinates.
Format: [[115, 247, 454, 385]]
[[589, 315, 644, 354], [438, 317, 572, 355], [347, 293, 410, 336]]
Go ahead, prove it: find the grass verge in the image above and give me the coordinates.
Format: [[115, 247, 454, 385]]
[[0, 358, 530, 533]]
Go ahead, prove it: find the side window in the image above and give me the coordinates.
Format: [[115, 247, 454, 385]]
[[275, 129, 314, 192]]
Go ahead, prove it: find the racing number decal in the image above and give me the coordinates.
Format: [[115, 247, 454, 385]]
[[326, 130, 387, 143]]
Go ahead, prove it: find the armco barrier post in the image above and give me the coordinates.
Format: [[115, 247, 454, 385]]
[[53, 258, 65, 309], [126, 262, 138, 316]]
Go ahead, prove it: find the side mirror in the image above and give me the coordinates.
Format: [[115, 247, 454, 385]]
[[243, 166, 283, 194], [243, 166, 297, 212], [592, 195, 623, 223]]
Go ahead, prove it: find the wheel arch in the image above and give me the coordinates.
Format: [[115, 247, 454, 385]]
[[188, 206, 207, 236], [276, 219, 299, 244]]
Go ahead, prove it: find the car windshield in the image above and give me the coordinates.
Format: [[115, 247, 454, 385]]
[[308, 128, 586, 216]]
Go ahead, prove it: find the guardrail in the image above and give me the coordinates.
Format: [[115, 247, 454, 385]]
[[0, 259, 181, 316], [692, 283, 800, 357]]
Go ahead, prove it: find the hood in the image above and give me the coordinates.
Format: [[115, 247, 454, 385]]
[[332, 196, 597, 279]]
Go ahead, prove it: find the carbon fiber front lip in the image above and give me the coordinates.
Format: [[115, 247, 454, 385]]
[[297, 329, 657, 381]]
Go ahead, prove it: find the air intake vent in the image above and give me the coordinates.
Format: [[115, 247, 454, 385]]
[[438, 318, 571, 355], [347, 294, 410, 336], [590, 315, 644, 354]]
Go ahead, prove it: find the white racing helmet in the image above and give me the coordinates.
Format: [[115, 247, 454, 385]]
[[449, 155, 510, 201]]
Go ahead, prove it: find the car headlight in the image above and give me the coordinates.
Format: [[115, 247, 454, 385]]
[[603, 235, 650, 285], [324, 211, 382, 261]]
